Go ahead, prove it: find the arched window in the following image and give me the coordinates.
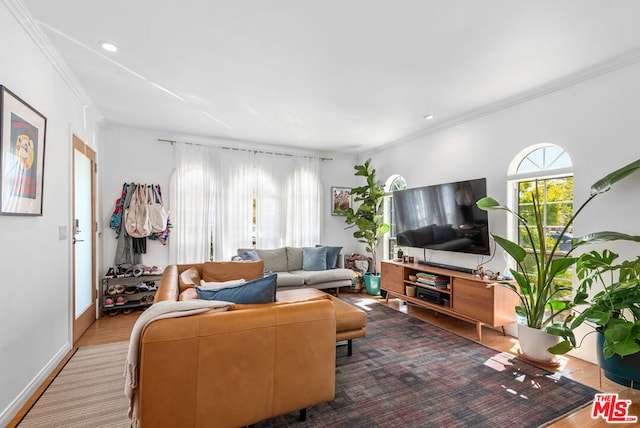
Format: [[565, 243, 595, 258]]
[[508, 143, 573, 291], [383, 174, 407, 260]]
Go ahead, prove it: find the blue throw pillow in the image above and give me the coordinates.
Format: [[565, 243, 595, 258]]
[[195, 274, 277, 304], [241, 250, 261, 261], [316, 245, 343, 269], [303, 246, 327, 271]]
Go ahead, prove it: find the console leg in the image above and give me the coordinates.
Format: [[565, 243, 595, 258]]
[[299, 408, 307, 421], [476, 323, 482, 341], [336, 287, 339, 296], [348, 339, 353, 356], [501, 326, 506, 336]]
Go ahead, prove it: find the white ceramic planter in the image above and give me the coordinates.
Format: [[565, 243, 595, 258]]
[[518, 323, 561, 364]]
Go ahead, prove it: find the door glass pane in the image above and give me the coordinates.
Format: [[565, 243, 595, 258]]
[[74, 149, 92, 317]]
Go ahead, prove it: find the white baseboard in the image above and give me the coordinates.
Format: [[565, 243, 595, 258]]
[[0, 342, 72, 426]]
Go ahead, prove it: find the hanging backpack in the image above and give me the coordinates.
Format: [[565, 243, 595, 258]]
[[125, 184, 152, 238], [147, 185, 169, 234]]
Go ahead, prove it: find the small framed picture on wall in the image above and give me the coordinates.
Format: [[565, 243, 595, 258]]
[[331, 186, 352, 216]]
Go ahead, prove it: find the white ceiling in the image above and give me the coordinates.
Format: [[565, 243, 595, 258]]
[[18, 0, 640, 154]]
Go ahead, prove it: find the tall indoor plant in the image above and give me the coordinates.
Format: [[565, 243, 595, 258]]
[[340, 158, 390, 294], [547, 249, 640, 388], [477, 158, 640, 363]]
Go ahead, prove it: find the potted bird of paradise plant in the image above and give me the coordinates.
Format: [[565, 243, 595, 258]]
[[477, 158, 640, 363]]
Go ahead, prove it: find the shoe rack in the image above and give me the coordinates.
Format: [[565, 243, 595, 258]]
[[100, 274, 163, 316]]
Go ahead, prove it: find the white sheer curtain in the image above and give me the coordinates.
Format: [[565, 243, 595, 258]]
[[213, 149, 255, 261], [255, 152, 285, 248], [169, 144, 215, 264], [285, 156, 321, 246], [171, 146, 323, 262]]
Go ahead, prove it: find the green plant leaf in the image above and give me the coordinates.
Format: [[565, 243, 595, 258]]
[[492, 235, 527, 263], [583, 309, 611, 325], [548, 257, 578, 278], [573, 231, 640, 247], [511, 270, 531, 296], [476, 196, 503, 210], [590, 158, 640, 195], [549, 300, 570, 312], [547, 340, 573, 355]]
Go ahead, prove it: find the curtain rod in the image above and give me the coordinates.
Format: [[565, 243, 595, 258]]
[[158, 138, 332, 161]]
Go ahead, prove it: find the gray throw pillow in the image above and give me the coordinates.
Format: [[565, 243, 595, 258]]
[[303, 246, 327, 271]]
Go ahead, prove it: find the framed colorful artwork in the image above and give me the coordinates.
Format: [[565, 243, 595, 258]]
[[1, 86, 47, 215], [331, 186, 352, 216]]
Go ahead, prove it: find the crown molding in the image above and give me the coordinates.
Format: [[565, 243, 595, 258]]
[[3, 0, 104, 124], [368, 47, 640, 156]]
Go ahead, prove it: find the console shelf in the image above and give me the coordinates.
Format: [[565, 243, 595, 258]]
[[381, 260, 518, 341]]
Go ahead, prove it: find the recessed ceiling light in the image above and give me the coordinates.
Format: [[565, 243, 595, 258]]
[[99, 41, 118, 52], [423, 114, 434, 121]]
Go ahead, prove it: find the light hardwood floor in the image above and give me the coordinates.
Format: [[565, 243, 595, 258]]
[[10, 294, 638, 427]]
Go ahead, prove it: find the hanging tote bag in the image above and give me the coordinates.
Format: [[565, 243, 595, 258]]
[[147, 185, 169, 234], [125, 184, 152, 238]]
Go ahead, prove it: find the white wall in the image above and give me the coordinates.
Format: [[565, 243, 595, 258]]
[[0, 4, 101, 424], [367, 60, 640, 364], [99, 126, 360, 273]]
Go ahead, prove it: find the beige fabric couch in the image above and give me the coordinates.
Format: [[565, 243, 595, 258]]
[[237, 247, 354, 291]]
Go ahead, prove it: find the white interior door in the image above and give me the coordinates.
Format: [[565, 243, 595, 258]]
[[73, 136, 96, 343]]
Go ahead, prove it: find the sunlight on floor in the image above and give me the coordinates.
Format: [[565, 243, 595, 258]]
[[351, 297, 381, 311]]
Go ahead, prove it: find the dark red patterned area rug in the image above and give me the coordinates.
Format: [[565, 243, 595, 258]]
[[256, 296, 599, 428]]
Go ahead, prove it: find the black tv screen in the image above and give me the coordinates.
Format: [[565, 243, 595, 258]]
[[393, 178, 490, 255]]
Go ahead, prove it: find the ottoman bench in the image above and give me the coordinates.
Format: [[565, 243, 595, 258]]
[[277, 288, 367, 356]]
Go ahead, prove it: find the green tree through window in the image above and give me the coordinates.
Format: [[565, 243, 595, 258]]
[[513, 145, 573, 301]]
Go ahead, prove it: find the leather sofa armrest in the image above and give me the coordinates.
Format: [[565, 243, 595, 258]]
[[154, 265, 180, 302]]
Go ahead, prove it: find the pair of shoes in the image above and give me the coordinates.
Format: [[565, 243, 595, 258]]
[[108, 309, 121, 316], [104, 297, 115, 307], [115, 296, 126, 306], [123, 307, 135, 315], [106, 286, 118, 296], [140, 295, 154, 305], [104, 267, 116, 278], [150, 266, 164, 275]]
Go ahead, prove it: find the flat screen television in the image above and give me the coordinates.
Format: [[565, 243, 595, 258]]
[[393, 177, 490, 255]]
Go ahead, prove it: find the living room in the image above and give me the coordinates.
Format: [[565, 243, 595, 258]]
[[3, 1, 640, 426]]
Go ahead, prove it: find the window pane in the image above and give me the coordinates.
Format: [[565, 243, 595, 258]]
[[516, 146, 573, 173]]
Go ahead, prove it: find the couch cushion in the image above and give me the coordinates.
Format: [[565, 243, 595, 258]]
[[286, 247, 304, 271], [196, 274, 277, 304], [316, 245, 343, 269], [277, 288, 367, 334], [303, 246, 327, 271], [254, 248, 288, 272], [179, 267, 202, 290], [275, 271, 305, 287], [179, 288, 199, 301], [202, 261, 264, 283], [291, 268, 353, 285], [240, 249, 260, 261]]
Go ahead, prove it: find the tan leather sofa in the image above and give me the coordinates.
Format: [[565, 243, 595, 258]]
[[158, 262, 368, 356], [139, 261, 336, 427]]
